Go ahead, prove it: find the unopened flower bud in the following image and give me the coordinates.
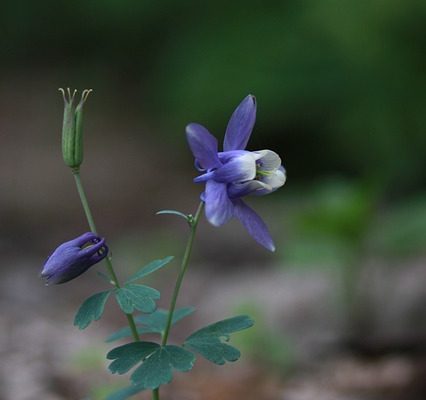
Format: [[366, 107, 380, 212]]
[[59, 88, 92, 170], [41, 232, 108, 285]]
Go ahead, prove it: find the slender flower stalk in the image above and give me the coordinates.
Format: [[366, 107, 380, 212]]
[[72, 167, 140, 342], [152, 201, 204, 400], [161, 202, 204, 345]]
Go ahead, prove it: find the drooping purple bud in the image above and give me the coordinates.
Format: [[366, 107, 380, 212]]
[[41, 232, 108, 285]]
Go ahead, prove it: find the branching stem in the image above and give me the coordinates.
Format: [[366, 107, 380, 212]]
[[153, 201, 204, 400]]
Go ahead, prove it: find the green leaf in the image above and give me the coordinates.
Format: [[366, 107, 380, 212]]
[[105, 325, 155, 343], [106, 307, 194, 343], [184, 315, 254, 365], [131, 345, 195, 389], [107, 342, 159, 374], [115, 284, 160, 314], [107, 342, 195, 389], [135, 307, 195, 333], [106, 384, 145, 400], [73, 290, 112, 330], [168, 306, 195, 324], [126, 256, 174, 284]]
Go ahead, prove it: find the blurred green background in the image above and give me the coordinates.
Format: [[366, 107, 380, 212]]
[[1, 1, 425, 399], [1, 0, 425, 251], [2, 0, 426, 189]]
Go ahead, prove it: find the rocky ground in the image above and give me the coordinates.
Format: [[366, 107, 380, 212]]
[[0, 253, 424, 400]]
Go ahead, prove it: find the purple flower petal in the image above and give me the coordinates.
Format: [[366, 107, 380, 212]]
[[186, 123, 222, 170], [223, 95, 256, 151], [204, 180, 234, 226], [70, 231, 98, 246], [212, 152, 256, 183], [218, 150, 248, 163], [193, 170, 215, 183], [233, 199, 275, 251], [90, 246, 109, 263], [81, 238, 107, 257]]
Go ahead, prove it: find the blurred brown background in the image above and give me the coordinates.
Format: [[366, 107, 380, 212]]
[[0, 1, 425, 399]]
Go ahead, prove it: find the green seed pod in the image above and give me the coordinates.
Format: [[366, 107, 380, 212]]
[[74, 90, 92, 168], [59, 88, 92, 171], [60, 88, 77, 168]]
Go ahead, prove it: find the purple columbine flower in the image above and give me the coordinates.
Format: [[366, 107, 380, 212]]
[[186, 95, 286, 251], [41, 232, 108, 284]]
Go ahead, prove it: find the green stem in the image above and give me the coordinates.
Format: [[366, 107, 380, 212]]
[[161, 201, 204, 345], [152, 388, 159, 400], [152, 202, 204, 400], [72, 170, 140, 342]]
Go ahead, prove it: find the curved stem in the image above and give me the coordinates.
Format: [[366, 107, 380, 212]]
[[72, 170, 140, 342], [152, 202, 204, 400]]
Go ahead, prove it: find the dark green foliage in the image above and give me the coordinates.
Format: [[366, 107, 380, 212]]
[[106, 307, 194, 342], [115, 284, 160, 314], [107, 342, 159, 374], [130, 345, 195, 388], [184, 315, 254, 365], [126, 256, 174, 284], [107, 342, 195, 389], [74, 290, 111, 330]]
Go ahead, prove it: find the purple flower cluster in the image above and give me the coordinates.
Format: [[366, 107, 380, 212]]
[[186, 95, 286, 251], [41, 232, 108, 284]]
